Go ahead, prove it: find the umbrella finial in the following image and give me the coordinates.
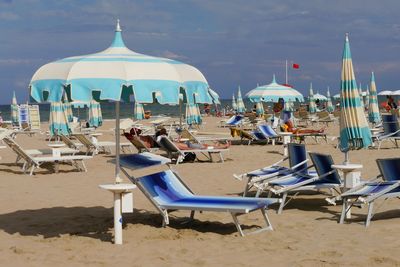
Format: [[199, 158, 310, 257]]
[[111, 20, 126, 48], [116, 19, 122, 32], [272, 74, 276, 83], [345, 32, 349, 42]]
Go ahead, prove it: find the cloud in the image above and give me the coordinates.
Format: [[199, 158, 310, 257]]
[[0, 11, 19, 20], [161, 50, 186, 60]]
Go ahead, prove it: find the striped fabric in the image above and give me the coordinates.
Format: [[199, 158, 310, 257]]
[[11, 91, 18, 124], [313, 92, 327, 101], [63, 101, 73, 123], [368, 72, 381, 124], [326, 87, 334, 112], [88, 100, 103, 127], [209, 88, 220, 105], [247, 75, 304, 103], [255, 102, 264, 116], [49, 102, 71, 136], [364, 85, 370, 108], [308, 83, 317, 113], [232, 94, 237, 111], [236, 87, 246, 113], [186, 103, 202, 125], [284, 100, 294, 112], [134, 102, 145, 120], [339, 34, 372, 151], [30, 22, 212, 105], [358, 83, 365, 110]]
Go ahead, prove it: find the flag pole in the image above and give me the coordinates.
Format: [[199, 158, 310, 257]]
[[285, 59, 288, 85]]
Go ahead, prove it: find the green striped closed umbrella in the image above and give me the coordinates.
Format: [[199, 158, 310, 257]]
[[186, 103, 202, 125], [236, 86, 246, 113], [49, 102, 71, 136], [358, 83, 365, 110], [365, 85, 370, 108], [232, 94, 237, 112], [88, 100, 103, 127], [11, 91, 18, 124], [368, 72, 381, 124], [308, 83, 317, 113], [339, 34, 372, 161], [134, 102, 145, 120], [326, 87, 334, 112], [255, 102, 264, 116]]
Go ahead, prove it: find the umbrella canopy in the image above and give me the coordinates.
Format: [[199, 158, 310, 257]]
[[333, 93, 340, 100], [364, 85, 370, 108], [88, 100, 103, 127], [208, 88, 220, 105], [378, 90, 393, 96], [326, 87, 334, 112], [358, 83, 365, 109], [232, 94, 237, 111], [236, 86, 246, 113], [186, 103, 202, 125], [368, 72, 381, 124], [313, 92, 328, 101], [49, 102, 70, 136], [246, 75, 304, 103], [339, 34, 372, 155], [391, 90, 400, 96], [11, 91, 18, 124], [255, 102, 264, 116], [134, 102, 145, 120], [308, 83, 317, 113]]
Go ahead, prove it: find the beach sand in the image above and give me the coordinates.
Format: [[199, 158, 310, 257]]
[[1, 117, 400, 266]]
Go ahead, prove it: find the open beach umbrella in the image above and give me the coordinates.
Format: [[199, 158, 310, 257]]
[[333, 93, 340, 100], [208, 88, 220, 105], [232, 94, 237, 112], [185, 103, 202, 125], [313, 92, 328, 102], [88, 100, 103, 127], [11, 91, 19, 124], [308, 83, 317, 113], [255, 102, 264, 116], [246, 75, 304, 103], [236, 86, 246, 113], [134, 102, 145, 120], [339, 34, 372, 163], [368, 72, 381, 124], [49, 102, 70, 136], [29, 20, 212, 184], [378, 90, 393, 96], [326, 87, 334, 112]]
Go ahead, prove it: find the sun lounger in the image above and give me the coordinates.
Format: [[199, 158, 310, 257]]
[[123, 133, 158, 153], [220, 115, 244, 127], [257, 124, 280, 145], [73, 133, 132, 154], [230, 127, 268, 145], [266, 152, 342, 214], [118, 152, 278, 236], [2, 136, 91, 175], [374, 114, 400, 149], [158, 136, 228, 164]]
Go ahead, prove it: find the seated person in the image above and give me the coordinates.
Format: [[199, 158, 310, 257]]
[[281, 120, 325, 134], [124, 127, 156, 148]]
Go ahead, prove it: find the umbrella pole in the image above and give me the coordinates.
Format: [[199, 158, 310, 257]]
[[179, 98, 182, 128], [344, 151, 349, 165], [115, 101, 122, 184]]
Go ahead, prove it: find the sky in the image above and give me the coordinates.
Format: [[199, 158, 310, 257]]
[[1, 0, 400, 104]]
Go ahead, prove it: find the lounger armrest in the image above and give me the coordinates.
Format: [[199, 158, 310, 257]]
[[363, 181, 400, 203]]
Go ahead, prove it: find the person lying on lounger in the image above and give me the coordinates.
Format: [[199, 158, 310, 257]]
[[124, 127, 156, 148], [281, 120, 325, 134]]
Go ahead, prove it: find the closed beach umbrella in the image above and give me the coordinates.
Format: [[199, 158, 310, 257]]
[[326, 87, 334, 112], [63, 93, 73, 123], [232, 94, 237, 112], [186, 103, 202, 125], [236, 86, 246, 113], [11, 91, 18, 124], [49, 102, 70, 136], [339, 34, 372, 162], [364, 85, 370, 108], [358, 83, 365, 110], [308, 83, 317, 113], [368, 72, 381, 124], [255, 102, 264, 116], [134, 102, 145, 120], [246, 75, 304, 103], [88, 100, 103, 127]]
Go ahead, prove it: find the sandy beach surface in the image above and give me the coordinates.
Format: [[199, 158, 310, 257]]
[[1, 116, 400, 267]]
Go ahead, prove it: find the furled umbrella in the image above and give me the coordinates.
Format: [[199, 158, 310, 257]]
[[63, 92, 73, 123], [368, 72, 381, 125], [49, 102, 71, 136], [255, 102, 264, 117], [186, 103, 202, 125], [134, 102, 145, 120], [358, 83, 365, 110], [88, 100, 103, 127], [339, 34, 372, 163], [11, 91, 18, 125], [308, 83, 317, 113], [232, 94, 237, 112], [326, 87, 334, 112], [236, 86, 246, 113]]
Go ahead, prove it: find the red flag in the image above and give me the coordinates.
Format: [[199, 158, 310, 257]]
[[292, 63, 300, 69]]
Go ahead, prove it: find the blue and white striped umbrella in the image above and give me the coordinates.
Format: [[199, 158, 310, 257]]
[[88, 100, 103, 127], [247, 75, 304, 103], [364, 85, 370, 108], [255, 102, 264, 116], [368, 72, 381, 124], [186, 103, 202, 125], [63, 98, 73, 123], [134, 102, 145, 120], [326, 87, 334, 112], [236, 86, 246, 113], [313, 92, 328, 102], [208, 88, 220, 105], [339, 34, 372, 156], [11, 91, 18, 124], [358, 83, 365, 110], [308, 83, 317, 113], [232, 94, 237, 111], [49, 102, 70, 136]]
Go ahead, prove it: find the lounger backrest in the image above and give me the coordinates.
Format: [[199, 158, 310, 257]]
[[382, 114, 400, 136], [376, 158, 400, 181], [258, 124, 278, 138], [137, 170, 193, 205], [309, 152, 341, 184], [3, 137, 35, 164], [74, 134, 95, 149], [60, 135, 78, 149], [288, 143, 308, 174], [159, 136, 179, 153], [180, 129, 197, 142], [226, 115, 243, 125], [124, 134, 150, 153]]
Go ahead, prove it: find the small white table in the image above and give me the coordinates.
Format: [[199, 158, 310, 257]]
[[47, 143, 66, 148], [99, 183, 136, 245], [331, 163, 363, 218], [279, 132, 293, 156]]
